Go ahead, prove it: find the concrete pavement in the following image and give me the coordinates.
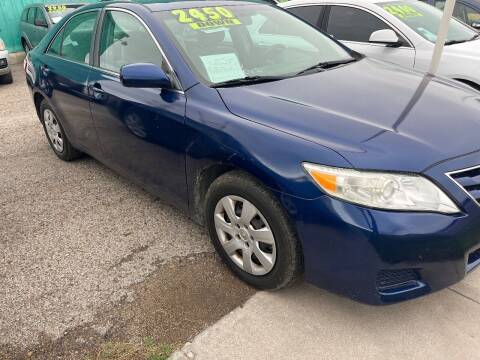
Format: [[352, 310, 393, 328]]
[[171, 268, 480, 359]]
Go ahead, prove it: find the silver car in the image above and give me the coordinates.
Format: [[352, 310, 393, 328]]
[[0, 38, 12, 84], [282, 0, 480, 90]]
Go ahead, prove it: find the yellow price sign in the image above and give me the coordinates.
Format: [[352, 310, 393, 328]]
[[47, 5, 68, 13], [383, 5, 423, 19], [171, 7, 242, 30]]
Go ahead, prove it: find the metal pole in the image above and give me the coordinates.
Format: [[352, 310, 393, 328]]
[[428, 0, 457, 74]]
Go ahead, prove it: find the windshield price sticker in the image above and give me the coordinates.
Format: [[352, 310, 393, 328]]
[[171, 7, 241, 30], [383, 5, 423, 18], [46, 4, 68, 13]]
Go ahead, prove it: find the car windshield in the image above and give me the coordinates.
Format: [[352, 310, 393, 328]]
[[155, 4, 354, 85], [379, 1, 477, 43], [45, 4, 83, 24]]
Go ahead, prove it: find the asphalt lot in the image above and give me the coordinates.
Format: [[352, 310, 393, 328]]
[[0, 64, 255, 359]]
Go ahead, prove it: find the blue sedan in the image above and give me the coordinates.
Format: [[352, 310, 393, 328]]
[[25, 0, 480, 304]]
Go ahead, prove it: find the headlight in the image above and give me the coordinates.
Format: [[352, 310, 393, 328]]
[[0, 39, 5, 51], [303, 163, 460, 214]]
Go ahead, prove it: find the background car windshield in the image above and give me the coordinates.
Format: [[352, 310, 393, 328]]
[[45, 4, 83, 24], [156, 4, 354, 85], [379, 1, 476, 43]]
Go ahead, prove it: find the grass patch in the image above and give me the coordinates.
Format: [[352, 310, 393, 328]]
[[87, 338, 175, 360]]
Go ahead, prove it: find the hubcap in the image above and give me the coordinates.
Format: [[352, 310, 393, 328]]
[[214, 195, 276, 276], [43, 109, 64, 153]]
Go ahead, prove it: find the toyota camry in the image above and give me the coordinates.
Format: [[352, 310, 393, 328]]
[[25, 0, 480, 304]]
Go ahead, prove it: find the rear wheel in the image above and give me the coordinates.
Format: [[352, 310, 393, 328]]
[[40, 100, 82, 161], [205, 171, 303, 290]]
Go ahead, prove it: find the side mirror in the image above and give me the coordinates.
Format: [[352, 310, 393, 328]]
[[120, 63, 172, 89], [471, 22, 480, 30], [369, 29, 401, 47], [34, 19, 48, 28]]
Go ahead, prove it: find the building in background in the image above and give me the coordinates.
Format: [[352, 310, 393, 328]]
[[0, 0, 97, 53]]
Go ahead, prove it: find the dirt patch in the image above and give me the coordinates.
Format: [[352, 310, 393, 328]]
[[0, 253, 256, 360]]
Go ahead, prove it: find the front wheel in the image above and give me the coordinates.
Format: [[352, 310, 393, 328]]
[[205, 171, 303, 290]]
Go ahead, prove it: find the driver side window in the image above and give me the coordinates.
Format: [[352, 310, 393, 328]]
[[99, 11, 166, 74], [35, 8, 47, 27], [327, 6, 399, 43]]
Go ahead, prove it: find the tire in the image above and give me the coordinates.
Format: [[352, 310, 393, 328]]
[[0, 72, 13, 84], [39, 100, 82, 161], [205, 171, 303, 290]]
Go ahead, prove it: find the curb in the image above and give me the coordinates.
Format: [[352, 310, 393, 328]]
[[169, 342, 196, 360]]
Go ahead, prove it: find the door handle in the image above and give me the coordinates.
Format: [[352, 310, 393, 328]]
[[90, 82, 107, 100], [90, 82, 105, 94]]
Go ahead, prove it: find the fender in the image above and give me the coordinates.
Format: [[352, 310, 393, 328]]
[[184, 83, 352, 221]]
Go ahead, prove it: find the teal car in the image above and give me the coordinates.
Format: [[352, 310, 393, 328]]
[[20, 3, 84, 52]]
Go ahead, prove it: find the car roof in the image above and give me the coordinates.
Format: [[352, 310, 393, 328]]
[[76, 0, 271, 12], [281, 0, 396, 6], [24, 2, 86, 8]]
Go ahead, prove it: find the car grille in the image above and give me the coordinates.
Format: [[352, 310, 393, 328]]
[[448, 166, 480, 204], [376, 269, 419, 290], [0, 58, 7, 69]]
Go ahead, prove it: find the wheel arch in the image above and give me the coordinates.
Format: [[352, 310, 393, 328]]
[[21, 35, 32, 50], [33, 91, 46, 122], [453, 78, 480, 92], [192, 163, 255, 225]]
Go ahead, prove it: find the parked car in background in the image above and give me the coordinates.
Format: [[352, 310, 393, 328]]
[[421, 0, 480, 29], [0, 38, 13, 84], [282, 0, 480, 89], [26, 0, 480, 304], [20, 3, 84, 52]]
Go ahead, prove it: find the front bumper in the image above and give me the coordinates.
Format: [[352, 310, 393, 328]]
[[283, 153, 480, 305], [0, 51, 10, 76]]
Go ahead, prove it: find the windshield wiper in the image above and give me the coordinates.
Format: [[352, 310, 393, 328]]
[[470, 33, 480, 41], [295, 58, 358, 76], [445, 39, 469, 45], [211, 75, 286, 88]]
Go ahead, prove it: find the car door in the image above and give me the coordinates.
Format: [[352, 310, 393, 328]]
[[324, 5, 415, 67], [88, 9, 188, 209], [39, 10, 101, 154]]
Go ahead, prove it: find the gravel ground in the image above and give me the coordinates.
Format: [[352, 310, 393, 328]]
[[0, 64, 255, 358]]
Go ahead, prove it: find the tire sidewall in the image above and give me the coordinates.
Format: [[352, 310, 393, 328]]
[[205, 173, 299, 289]]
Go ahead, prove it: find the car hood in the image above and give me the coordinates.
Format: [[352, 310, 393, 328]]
[[444, 38, 480, 59], [218, 58, 480, 173]]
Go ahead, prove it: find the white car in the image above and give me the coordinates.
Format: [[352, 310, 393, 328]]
[[0, 38, 12, 84], [281, 0, 480, 89]]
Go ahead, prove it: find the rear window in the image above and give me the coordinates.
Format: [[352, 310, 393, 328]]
[[45, 4, 84, 24]]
